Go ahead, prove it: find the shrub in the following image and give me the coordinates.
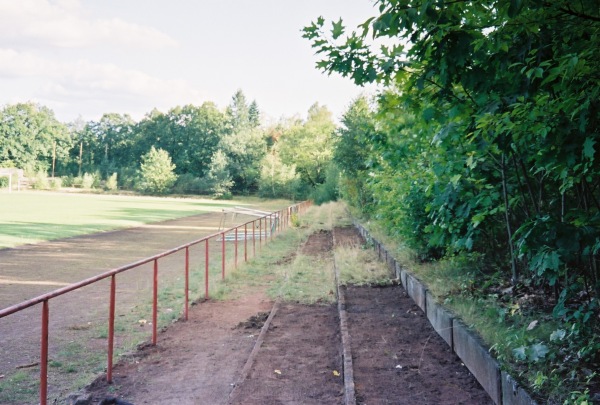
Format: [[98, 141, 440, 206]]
[[31, 171, 49, 190], [258, 153, 300, 199], [61, 176, 74, 187], [118, 167, 137, 190], [49, 177, 62, 190], [81, 173, 95, 189], [311, 164, 339, 205], [135, 147, 177, 195], [104, 173, 118, 191], [173, 173, 208, 195], [204, 150, 233, 199]]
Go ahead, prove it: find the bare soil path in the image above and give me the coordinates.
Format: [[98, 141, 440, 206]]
[[2, 218, 493, 404], [85, 227, 492, 404]]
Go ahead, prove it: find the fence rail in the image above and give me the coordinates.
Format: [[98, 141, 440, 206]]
[[0, 200, 311, 405]]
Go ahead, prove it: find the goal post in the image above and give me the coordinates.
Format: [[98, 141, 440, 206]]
[[0, 168, 24, 192]]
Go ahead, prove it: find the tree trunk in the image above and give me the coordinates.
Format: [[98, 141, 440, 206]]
[[501, 153, 519, 285]]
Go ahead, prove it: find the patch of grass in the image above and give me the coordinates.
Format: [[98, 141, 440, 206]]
[[215, 201, 350, 305], [335, 244, 391, 286], [0, 370, 39, 403], [270, 254, 336, 304]]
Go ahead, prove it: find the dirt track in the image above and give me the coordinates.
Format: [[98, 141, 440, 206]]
[[1, 215, 493, 404], [84, 227, 492, 405]]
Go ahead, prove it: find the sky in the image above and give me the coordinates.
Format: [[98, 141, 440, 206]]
[[0, 0, 379, 125]]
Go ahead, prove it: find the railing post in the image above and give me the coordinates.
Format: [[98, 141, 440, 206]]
[[152, 259, 158, 345], [277, 211, 281, 233], [40, 300, 49, 405], [234, 227, 238, 269], [205, 239, 209, 299], [253, 220, 256, 257], [244, 224, 248, 262], [107, 275, 116, 383], [221, 232, 225, 279], [184, 247, 189, 321], [270, 214, 273, 242], [259, 217, 262, 250]]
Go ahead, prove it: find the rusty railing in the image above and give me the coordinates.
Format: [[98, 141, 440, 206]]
[[0, 201, 311, 405]]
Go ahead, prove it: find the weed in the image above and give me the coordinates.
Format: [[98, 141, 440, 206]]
[[335, 244, 391, 286]]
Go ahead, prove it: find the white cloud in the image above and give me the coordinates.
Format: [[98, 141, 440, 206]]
[[0, 0, 178, 49], [0, 49, 205, 120]]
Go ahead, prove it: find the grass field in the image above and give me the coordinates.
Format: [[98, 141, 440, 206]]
[[0, 191, 290, 248]]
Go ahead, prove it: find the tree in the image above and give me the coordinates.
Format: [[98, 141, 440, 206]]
[[226, 89, 260, 132], [304, 0, 600, 283], [0, 102, 71, 174], [304, 2, 600, 399], [277, 103, 336, 189], [204, 150, 233, 199], [258, 152, 300, 199], [136, 147, 177, 194], [219, 90, 266, 192], [334, 96, 377, 211], [135, 103, 226, 178], [84, 113, 136, 178]]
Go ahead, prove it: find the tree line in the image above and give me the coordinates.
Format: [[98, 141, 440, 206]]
[[0, 90, 338, 200], [305, 0, 598, 401]]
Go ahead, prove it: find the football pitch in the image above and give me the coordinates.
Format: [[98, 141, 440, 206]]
[[0, 191, 288, 248]]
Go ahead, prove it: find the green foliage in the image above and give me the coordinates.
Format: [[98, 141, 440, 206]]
[[311, 163, 339, 205], [204, 150, 233, 199], [277, 103, 336, 189], [0, 89, 339, 197], [81, 172, 95, 189], [31, 170, 50, 190], [134, 103, 226, 179], [135, 147, 178, 195], [334, 96, 376, 212], [49, 177, 62, 190], [104, 173, 118, 191], [219, 127, 267, 194], [306, 1, 600, 401], [0, 102, 72, 173], [258, 152, 300, 199], [172, 173, 206, 195]]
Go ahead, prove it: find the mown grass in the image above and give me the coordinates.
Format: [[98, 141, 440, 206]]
[[0, 191, 291, 248]]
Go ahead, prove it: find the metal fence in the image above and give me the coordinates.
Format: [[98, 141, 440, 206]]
[[0, 201, 311, 405]]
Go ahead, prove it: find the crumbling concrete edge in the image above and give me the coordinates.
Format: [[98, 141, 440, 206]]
[[352, 221, 538, 405]]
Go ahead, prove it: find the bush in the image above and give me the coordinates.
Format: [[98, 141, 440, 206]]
[[81, 173, 95, 189], [173, 173, 208, 195], [61, 176, 74, 187], [258, 153, 300, 199], [135, 147, 177, 194], [311, 164, 339, 205], [104, 173, 118, 191], [49, 177, 62, 190], [92, 171, 102, 189], [204, 150, 233, 199], [118, 167, 137, 190], [31, 171, 49, 190]]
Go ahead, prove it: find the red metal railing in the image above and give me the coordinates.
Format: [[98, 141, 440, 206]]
[[0, 201, 311, 405]]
